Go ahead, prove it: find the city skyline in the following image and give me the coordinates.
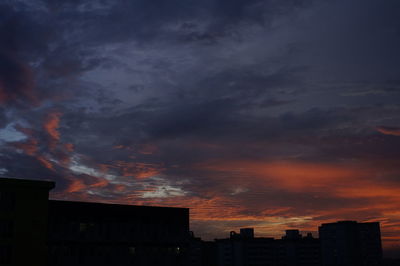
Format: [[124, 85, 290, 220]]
[[0, 177, 386, 266], [1, 0, 400, 258]]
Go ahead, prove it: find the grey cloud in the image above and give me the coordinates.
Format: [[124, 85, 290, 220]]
[[0, 108, 6, 128], [0, 151, 69, 189], [0, 52, 37, 107]]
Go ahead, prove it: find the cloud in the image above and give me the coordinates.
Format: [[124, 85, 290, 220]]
[[0, 108, 6, 129], [0, 53, 38, 106], [10, 138, 39, 156], [376, 126, 400, 137], [43, 111, 62, 146], [1, 0, 400, 255], [36, 155, 54, 170]]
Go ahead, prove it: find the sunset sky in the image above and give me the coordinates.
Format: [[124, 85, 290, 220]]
[[1, 0, 400, 256]]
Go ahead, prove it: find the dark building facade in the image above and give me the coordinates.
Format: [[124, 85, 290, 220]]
[[0, 177, 55, 266], [0, 177, 192, 266], [216, 229, 277, 266], [47, 200, 190, 266], [277, 230, 321, 266], [319, 221, 382, 266], [186, 234, 218, 266], [215, 228, 320, 266]]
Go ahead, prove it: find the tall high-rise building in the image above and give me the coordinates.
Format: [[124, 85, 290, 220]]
[[319, 221, 382, 266]]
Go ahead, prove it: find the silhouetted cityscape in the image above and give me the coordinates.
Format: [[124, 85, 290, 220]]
[[0, 177, 398, 266]]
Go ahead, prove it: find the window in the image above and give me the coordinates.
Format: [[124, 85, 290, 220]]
[[0, 191, 16, 212], [129, 247, 136, 255], [0, 245, 12, 264], [0, 220, 13, 238]]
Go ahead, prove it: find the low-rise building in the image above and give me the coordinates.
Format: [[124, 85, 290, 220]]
[[47, 200, 190, 266], [277, 230, 320, 266], [216, 228, 320, 266], [0, 177, 192, 266]]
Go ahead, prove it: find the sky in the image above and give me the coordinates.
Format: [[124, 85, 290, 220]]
[[1, 0, 400, 257]]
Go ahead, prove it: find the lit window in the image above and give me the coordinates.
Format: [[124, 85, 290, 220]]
[[79, 223, 87, 232], [129, 247, 136, 255]]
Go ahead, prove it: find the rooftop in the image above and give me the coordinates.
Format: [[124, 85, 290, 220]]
[[0, 177, 55, 189]]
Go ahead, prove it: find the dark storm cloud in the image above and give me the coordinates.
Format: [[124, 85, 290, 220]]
[[53, 102, 358, 182], [295, 0, 400, 83], [0, 4, 53, 56], [0, 0, 398, 176], [0, 5, 44, 106], [0, 3, 74, 105], [0, 108, 6, 128], [1, 0, 400, 253], [0, 150, 70, 190], [0, 53, 37, 106], [40, 0, 311, 44]]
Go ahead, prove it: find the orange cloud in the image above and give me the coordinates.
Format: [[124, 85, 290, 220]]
[[44, 112, 62, 141], [64, 143, 74, 152], [111, 161, 164, 179], [61, 176, 110, 196], [51, 157, 400, 252], [65, 178, 86, 193], [14, 124, 35, 137], [11, 138, 39, 156], [90, 178, 109, 188], [183, 159, 400, 246], [37, 156, 54, 170], [10, 125, 39, 155], [138, 144, 158, 155], [376, 126, 400, 136], [198, 160, 364, 193], [113, 145, 125, 149]]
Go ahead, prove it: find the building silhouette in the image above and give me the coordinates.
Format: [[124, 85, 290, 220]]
[[277, 229, 320, 266], [215, 228, 320, 266], [319, 221, 382, 266], [0, 177, 191, 266], [0, 177, 386, 266], [216, 228, 277, 266], [186, 233, 218, 266], [47, 200, 190, 266], [0, 177, 54, 266]]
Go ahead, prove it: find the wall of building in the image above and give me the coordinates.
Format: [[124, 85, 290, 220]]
[[0, 177, 54, 266], [216, 229, 321, 266], [319, 221, 382, 266], [47, 200, 190, 266]]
